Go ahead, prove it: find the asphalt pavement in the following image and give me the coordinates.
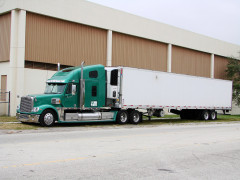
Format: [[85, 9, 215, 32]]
[[1, 122, 240, 179]]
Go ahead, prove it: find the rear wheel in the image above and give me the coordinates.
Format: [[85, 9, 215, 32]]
[[209, 110, 217, 120], [153, 109, 165, 117], [39, 109, 56, 127], [129, 110, 142, 124], [201, 110, 210, 120], [116, 110, 129, 124]]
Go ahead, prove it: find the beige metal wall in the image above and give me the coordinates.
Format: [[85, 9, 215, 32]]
[[25, 13, 107, 67], [172, 46, 211, 77], [0, 13, 11, 62], [1, 75, 7, 101], [214, 55, 229, 79], [112, 32, 167, 71]]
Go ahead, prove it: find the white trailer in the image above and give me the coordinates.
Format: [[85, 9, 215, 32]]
[[106, 67, 232, 122]]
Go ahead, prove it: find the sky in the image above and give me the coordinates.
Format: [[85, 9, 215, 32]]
[[87, 0, 240, 46]]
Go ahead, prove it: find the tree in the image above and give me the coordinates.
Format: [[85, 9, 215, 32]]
[[225, 57, 240, 105]]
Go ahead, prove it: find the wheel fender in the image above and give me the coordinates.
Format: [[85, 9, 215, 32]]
[[37, 105, 59, 121]]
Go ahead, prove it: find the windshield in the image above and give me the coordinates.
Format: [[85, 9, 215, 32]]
[[44, 83, 66, 94]]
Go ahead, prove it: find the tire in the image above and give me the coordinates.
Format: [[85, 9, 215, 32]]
[[201, 110, 210, 120], [116, 110, 129, 124], [159, 110, 165, 117], [153, 109, 165, 117], [129, 110, 142, 124], [39, 109, 56, 127], [209, 110, 217, 120]]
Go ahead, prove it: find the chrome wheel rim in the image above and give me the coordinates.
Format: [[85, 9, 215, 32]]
[[120, 112, 127, 123], [204, 112, 209, 120], [133, 113, 140, 123], [44, 113, 54, 125], [211, 112, 216, 119]]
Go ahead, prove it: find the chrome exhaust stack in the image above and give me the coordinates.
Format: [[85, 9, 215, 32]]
[[80, 61, 85, 110], [57, 62, 60, 71]]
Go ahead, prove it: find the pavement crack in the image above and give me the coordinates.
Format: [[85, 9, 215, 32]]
[[211, 154, 240, 160], [192, 152, 203, 163], [158, 168, 175, 173]]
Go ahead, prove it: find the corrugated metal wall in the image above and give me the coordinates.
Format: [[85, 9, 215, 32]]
[[112, 32, 167, 71], [172, 46, 211, 77], [214, 55, 229, 79], [0, 13, 11, 62], [25, 13, 107, 66], [24, 12, 231, 80]]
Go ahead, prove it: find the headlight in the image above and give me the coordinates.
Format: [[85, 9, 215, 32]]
[[32, 107, 39, 112], [51, 98, 61, 104], [17, 105, 20, 110]]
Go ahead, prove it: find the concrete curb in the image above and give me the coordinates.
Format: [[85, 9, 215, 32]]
[[0, 122, 21, 124]]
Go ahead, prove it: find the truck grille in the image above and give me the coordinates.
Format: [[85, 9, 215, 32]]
[[20, 96, 33, 112]]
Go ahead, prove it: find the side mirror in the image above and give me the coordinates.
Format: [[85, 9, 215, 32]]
[[72, 85, 77, 95]]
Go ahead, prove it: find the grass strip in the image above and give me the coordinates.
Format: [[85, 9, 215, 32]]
[[0, 115, 240, 130]]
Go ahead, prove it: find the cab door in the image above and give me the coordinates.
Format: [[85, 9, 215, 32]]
[[63, 83, 78, 108], [85, 79, 99, 108], [84, 69, 106, 108]]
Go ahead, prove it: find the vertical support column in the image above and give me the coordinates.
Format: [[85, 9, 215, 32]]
[[106, 30, 112, 67], [167, 44, 172, 72], [210, 54, 214, 78], [9, 10, 26, 116]]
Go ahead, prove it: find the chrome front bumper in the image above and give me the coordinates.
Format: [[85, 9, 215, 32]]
[[16, 113, 40, 123]]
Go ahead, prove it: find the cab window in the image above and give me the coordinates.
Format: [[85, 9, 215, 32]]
[[89, 70, 98, 78], [66, 84, 73, 94]]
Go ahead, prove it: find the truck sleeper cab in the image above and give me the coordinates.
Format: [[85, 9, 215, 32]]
[[17, 64, 142, 126]]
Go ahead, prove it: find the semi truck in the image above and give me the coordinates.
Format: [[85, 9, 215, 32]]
[[17, 62, 232, 127]]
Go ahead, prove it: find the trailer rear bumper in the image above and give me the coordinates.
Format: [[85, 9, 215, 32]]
[[16, 113, 40, 123]]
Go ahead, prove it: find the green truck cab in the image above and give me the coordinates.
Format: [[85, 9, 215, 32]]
[[17, 64, 121, 126]]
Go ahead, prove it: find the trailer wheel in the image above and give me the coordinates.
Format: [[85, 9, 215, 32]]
[[209, 110, 217, 120], [39, 109, 56, 127], [130, 110, 142, 124], [116, 110, 129, 124], [153, 109, 165, 117], [201, 110, 210, 120]]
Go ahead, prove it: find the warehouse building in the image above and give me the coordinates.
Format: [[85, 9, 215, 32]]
[[0, 0, 240, 116]]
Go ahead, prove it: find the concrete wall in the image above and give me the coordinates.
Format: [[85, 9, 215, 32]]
[[24, 68, 56, 95], [0, 62, 10, 115], [0, 63, 56, 116]]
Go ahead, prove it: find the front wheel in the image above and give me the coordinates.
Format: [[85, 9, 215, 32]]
[[39, 109, 56, 127]]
